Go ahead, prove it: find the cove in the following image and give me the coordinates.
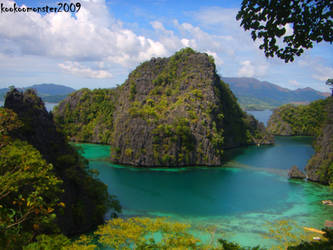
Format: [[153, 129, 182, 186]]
[[74, 137, 333, 248]]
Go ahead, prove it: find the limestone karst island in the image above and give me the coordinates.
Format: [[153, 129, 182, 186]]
[[0, 0, 332, 249]]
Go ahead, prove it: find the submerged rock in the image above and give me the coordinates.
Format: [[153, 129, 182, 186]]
[[288, 165, 306, 179]]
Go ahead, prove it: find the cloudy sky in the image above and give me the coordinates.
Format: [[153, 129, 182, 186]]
[[0, 0, 332, 92]]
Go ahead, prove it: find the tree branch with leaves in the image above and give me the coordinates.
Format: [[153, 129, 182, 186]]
[[237, 0, 333, 62]]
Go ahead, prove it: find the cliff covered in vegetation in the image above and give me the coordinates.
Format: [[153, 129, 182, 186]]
[[54, 88, 117, 144], [0, 89, 120, 248], [267, 99, 328, 136], [267, 97, 333, 185], [55, 48, 273, 167], [305, 97, 333, 185]]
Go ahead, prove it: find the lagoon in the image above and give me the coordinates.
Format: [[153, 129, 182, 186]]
[[75, 136, 333, 248]]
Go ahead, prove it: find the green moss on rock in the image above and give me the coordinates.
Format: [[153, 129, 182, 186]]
[[55, 48, 273, 167]]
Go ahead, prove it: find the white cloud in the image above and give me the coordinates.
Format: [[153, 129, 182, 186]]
[[0, 1, 331, 92], [0, 0, 168, 70], [298, 59, 333, 82], [150, 19, 228, 65], [237, 60, 268, 78], [288, 80, 300, 87], [312, 66, 333, 81], [59, 61, 112, 78], [205, 50, 224, 66], [238, 60, 255, 77]]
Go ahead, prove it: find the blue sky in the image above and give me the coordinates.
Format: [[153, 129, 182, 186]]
[[0, 0, 332, 92]]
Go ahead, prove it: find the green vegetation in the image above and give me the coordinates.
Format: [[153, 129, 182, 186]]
[[237, 96, 277, 111], [288, 228, 333, 250], [1, 89, 121, 248], [23, 217, 219, 249], [263, 220, 325, 250], [267, 99, 329, 136], [55, 48, 272, 167], [20, 217, 333, 250], [268, 97, 333, 185], [116, 48, 272, 165], [305, 97, 333, 185], [237, 0, 332, 62], [1, 90, 330, 249], [54, 88, 117, 144], [0, 108, 62, 247]]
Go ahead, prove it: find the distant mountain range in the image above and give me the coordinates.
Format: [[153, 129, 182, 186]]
[[222, 77, 330, 110], [0, 79, 329, 110], [0, 84, 75, 103]]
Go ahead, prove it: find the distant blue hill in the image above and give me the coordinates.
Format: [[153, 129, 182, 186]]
[[0, 83, 75, 103], [222, 77, 330, 110]]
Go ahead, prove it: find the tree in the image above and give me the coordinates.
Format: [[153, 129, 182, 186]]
[[0, 108, 63, 248], [236, 0, 333, 62], [263, 220, 323, 249], [326, 79, 333, 96]]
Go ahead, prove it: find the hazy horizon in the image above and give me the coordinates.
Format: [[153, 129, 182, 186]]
[[0, 0, 332, 92]]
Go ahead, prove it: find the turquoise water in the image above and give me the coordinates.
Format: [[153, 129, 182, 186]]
[[75, 137, 333, 247]]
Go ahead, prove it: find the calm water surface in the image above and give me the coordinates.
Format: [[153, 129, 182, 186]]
[[0, 101, 57, 112], [75, 136, 333, 248]]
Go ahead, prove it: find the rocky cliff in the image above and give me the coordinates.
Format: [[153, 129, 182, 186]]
[[305, 97, 333, 184], [55, 48, 273, 167], [110, 49, 274, 166], [267, 97, 333, 185], [54, 88, 117, 144], [4, 89, 120, 235], [267, 99, 328, 136]]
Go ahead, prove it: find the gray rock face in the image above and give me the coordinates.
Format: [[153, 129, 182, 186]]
[[54, 49, 274, 167], [110, 49, 274, 167], [267, 107, 294, 135], [288, 165, 306, 179], [305, 98, 333, 184]]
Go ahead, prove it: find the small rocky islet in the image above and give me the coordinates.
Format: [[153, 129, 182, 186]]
[[54, 48, 332, 185]]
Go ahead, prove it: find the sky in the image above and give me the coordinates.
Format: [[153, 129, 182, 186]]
[[0, 0, 332, 92]]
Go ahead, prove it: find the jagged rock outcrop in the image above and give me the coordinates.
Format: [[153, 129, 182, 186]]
[[4, 89, 118, 235], [267, 107, 294, 135], [55, 48, 274, 167], [305, 97, 333, 184], [288, 165, 306, 179], [110, 49, 273, 166]]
